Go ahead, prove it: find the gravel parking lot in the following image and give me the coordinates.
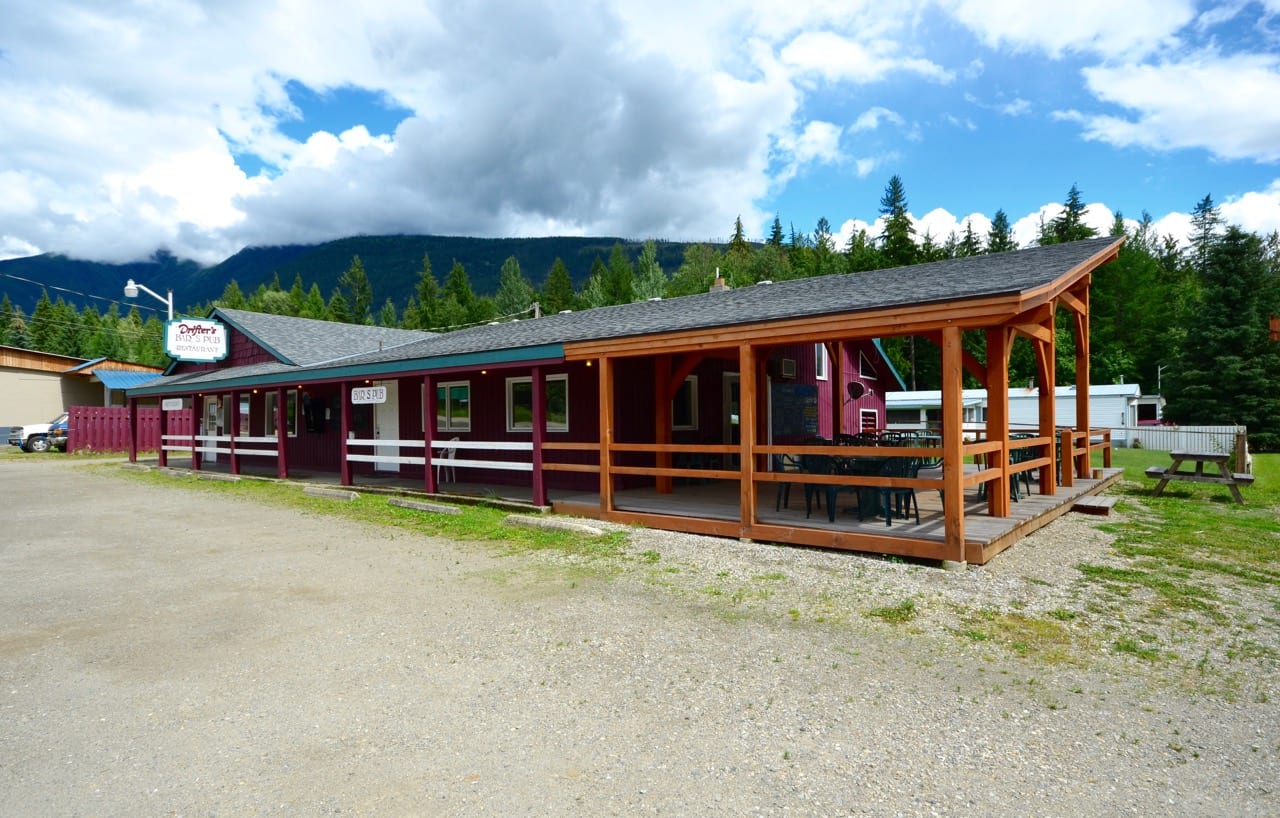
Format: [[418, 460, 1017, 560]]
[[2, 456, 1276, 816]]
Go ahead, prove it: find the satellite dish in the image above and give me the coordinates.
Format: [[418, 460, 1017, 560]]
[[846, 382, 867, 400]]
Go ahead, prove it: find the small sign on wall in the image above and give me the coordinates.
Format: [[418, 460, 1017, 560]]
[[351, 385, 387, 404], [161, 398, 184, 411]]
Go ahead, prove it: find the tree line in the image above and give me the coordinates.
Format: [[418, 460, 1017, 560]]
[[3, 177, 1277, 447]]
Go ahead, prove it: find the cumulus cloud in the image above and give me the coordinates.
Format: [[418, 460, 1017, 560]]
[[939, 0, 1196, 58], [1077, 53, 1280, 162]]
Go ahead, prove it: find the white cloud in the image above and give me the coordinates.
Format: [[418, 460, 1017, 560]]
[[1221, 180, 1280, 236], [1078, 53, 1280, 162], [780, 31, 953, 84], [852, 107, 905, 132], [939, 0, 1196, 58]]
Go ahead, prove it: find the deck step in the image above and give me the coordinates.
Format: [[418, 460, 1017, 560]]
[[1072, 495, 1118, 515]]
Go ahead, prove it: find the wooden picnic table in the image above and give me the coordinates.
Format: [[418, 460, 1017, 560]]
[[1145, 450, 1255, 504]]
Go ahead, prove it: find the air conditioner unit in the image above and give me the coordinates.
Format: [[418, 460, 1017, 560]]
[[780, 358, 796, 379]]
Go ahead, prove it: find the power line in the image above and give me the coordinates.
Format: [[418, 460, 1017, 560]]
[[0, 271, 165, 316]]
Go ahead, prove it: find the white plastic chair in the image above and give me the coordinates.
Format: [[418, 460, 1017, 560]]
[[436, 436, 459, 483]]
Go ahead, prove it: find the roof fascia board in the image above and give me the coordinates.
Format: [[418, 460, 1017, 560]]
[[128, 344, 566, 396]]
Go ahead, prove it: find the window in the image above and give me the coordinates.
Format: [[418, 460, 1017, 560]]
[[264, 389, 298, 437], [436, 381, 471, 432], [815, 345, 828, 381], [886, 408, 921, 426], [672, 376, 698, 431], [860, 409, 879, 432], [507, 374, 568, 433], [859, 350, 879, 379]]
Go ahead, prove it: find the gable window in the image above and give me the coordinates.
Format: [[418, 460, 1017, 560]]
[[436, 381, 471, 432], [264, 389, 298, 437], [672, 376, 698, 431], [507, 374, 568, 433], [815, 345, 828, 381], [859, 350, 879, 379]]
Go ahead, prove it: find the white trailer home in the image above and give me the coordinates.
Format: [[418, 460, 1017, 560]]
[[885, 383, 1161, 446]]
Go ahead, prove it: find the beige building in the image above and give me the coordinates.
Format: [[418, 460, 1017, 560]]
[[1, 346, 163, 427]]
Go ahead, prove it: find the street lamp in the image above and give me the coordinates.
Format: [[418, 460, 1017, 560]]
[[123, 278, 173, 321]]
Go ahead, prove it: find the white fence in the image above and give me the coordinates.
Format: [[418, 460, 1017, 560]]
[[1123, 425, 1244, 454]]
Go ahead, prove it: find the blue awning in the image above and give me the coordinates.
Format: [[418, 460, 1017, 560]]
[[93, 370, 162, 390]]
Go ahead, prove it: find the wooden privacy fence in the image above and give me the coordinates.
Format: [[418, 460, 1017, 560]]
[[67, 406, 194, 454]]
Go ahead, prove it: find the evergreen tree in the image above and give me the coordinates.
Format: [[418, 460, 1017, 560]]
[[957, 220, 983, 257], [987, 208, 1017, 253], [633, 240, 668, 301], [768, 216, 785, 248], [1164, 226, 1280, 447], [494, 256, 536, 317], [1187, 194, 1222, 277], [812, 217, 838, 276], [540, 258, 576, 314], [0, 294, 13, 346], [443, 261, 479, 322], [217, 280, 247, 310], [843, 228, 883, 272], [339, 255, 374, 324], [28, 291, 57, 352], [326, 289, 351, 323], [878, 174, 917, 267], [603, 243, 635, 305], [288, 274, 307, 315], [301, 284, 329, 320], [6, 306, 30, 350], [1041, 183, 1097, 244], [579, 257, 609, 308], [404, 253, 441, 330], [729, 216, 751, 256], [378, 298, 398, 327]]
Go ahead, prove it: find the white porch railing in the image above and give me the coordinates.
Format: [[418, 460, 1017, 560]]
[[343, 438, 535, 472]]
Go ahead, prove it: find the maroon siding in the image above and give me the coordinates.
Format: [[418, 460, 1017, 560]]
[[68, 405, 193, 453], [168, 327, 277, 377]]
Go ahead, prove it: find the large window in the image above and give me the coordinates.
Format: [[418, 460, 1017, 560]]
[[672, 376, 698, 431], [506, 374, 568, 433], [436, 381, 471, 432], [264, 389, 298, 437]]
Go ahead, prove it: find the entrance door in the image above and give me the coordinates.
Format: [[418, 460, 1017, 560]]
[[723, 373, 740, 468], [374, 380, 400, 473], [204, 398, 223, 464]]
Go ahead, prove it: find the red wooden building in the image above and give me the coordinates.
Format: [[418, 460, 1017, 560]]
[[127, 236, 1123, 565]]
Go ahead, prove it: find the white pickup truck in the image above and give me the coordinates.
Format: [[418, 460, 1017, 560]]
[[7, 412, 69, 453]]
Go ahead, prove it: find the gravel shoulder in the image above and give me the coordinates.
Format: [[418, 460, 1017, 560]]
[[1, 456, 1276, 817]]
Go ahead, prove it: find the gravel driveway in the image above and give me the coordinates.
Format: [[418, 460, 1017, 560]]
[[1, 456, 1276, 816]]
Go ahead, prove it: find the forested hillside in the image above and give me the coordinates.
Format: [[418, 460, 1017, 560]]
[[3, 179, 1278, 447]]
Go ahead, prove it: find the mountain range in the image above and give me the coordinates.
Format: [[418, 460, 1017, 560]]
[[0, 235, 711, 317]]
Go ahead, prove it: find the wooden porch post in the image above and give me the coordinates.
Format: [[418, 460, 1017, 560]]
[[598, 356, 615, 513], [531, 365, 547, 507], [192, 394, 203, 471], [157, 399, 168, 467], [1072, 291, 1091, 481], [275, 386, 288, 478], [423, 374, 436, 493], [739, 342, 758, 530], [824, 341, 841, 437], [941, 326, 966, 566], [985, 328, 1011, 517], [339, 384, 352, 486], [228, 389, 240, 476], [655, 355, 672, 494], [127, 397, 139, 464], [1036, 320, 1059, 488]]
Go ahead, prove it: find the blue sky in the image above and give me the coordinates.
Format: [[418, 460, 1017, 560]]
[[2, 0, 1279, 265]]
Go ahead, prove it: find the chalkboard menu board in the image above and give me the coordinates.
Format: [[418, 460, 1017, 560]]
[[771, 383, 818, 441]]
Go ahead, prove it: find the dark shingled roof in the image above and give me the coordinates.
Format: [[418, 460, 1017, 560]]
[[131, 236, 1120, 394], [212, 308, 433, 366]]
